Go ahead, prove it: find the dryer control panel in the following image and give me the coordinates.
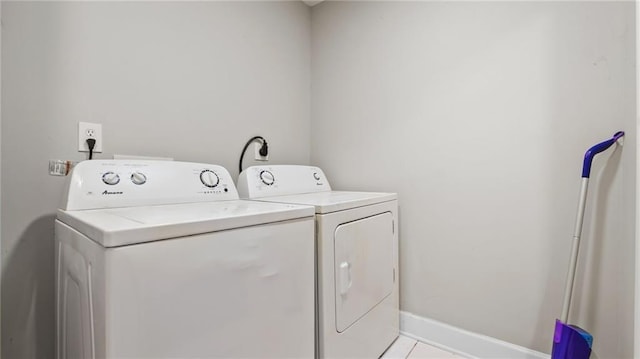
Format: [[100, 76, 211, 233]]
[[61, 160, 239, 210], [237, 165, 332, 199]]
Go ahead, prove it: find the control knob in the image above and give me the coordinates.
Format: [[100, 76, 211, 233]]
[[102, 172, 120, 186], [260, 170, 275, 186], [131, 172, 147, 185], [200, 170, 220, 188]]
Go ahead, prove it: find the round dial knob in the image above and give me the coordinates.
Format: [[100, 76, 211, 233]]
[[260, 170, 275, 186], [130, 172, 147, 185], [200, 170, 220, 188], [102, 172, 120, 185]]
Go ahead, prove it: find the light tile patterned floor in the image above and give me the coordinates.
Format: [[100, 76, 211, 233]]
[[381, 335, 467, 359]]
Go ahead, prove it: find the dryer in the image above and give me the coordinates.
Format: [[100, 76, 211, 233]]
[[55, 160, 315, 358], [237, 165, 399, 359]]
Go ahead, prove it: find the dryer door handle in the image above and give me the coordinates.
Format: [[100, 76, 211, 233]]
[[339, 261, 352, 296]]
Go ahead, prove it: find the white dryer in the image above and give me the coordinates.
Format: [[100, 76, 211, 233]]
[[237, 165, 399, 359], [55, 160, 315, 358]]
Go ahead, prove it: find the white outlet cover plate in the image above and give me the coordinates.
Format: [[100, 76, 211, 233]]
[[78, 122, 103, 153], [254, 142, 269, 161]]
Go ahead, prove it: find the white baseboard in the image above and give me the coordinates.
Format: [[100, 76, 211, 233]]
[[400, 311, 550, 359]]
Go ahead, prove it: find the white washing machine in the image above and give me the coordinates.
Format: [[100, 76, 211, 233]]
[[237, 165, 399, 359], [55, 160, 316, 359]]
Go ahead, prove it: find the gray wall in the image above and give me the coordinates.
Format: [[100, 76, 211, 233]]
[[311, 2, 635, 357], [2, 1, 637, 358], [0, 2, 310, 358], [0, 0, 3, 354], [637, 4, 640, 355]]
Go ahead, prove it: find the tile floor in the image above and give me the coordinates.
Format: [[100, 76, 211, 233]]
[[381, 335, 467, 359]]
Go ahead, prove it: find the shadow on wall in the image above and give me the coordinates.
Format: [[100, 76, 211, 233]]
[[2, 215, 56, 359], [580, 144, 623, 327]]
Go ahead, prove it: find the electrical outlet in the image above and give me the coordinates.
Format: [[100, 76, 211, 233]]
[[78, 122, 103, 153], [254, 142, 269, 161]]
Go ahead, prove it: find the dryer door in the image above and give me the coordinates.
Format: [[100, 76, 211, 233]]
[[334, 212, 394, 333]]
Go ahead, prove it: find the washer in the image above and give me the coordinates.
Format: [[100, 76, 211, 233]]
[[237, 165, 399, 359], [55, 160, 315, 358]]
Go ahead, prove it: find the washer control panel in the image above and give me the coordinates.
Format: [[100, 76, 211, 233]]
[[237, 165, 331, 199], [62, 160, 239, 210]]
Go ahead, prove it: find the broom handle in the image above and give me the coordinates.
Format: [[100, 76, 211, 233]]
[[561, 178, 589, 323], [560, 131, 624, 323]]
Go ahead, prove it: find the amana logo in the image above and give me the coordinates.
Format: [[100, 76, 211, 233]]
[[102, 190, 123, 195]]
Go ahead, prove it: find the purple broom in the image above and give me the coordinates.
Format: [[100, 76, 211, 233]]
[[551, 131, 624, 359]]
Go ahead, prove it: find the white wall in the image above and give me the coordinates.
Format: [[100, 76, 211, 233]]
[[636, 2, 640, 357], [2, 1, 636, 357], [0, 0, 3, 354], [0, 2, 310, 357], [311, 2, 635, 357]]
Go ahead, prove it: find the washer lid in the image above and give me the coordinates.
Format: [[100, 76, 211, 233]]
[[57, 200, 315, 248], [258, 191, 397, 214]]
